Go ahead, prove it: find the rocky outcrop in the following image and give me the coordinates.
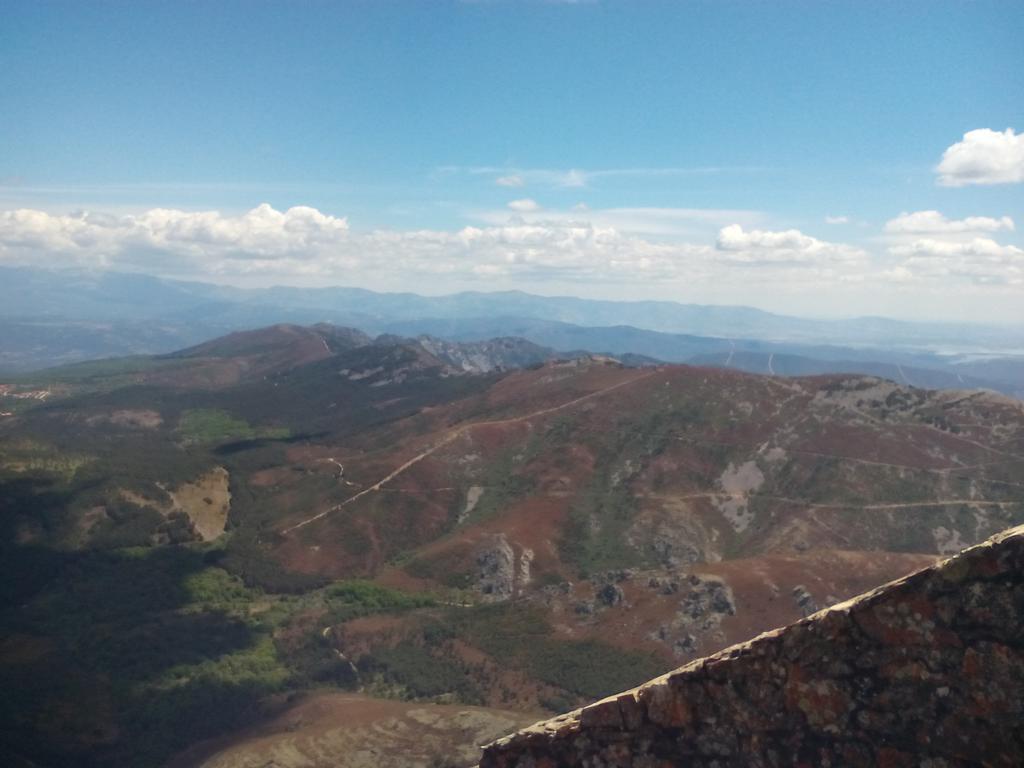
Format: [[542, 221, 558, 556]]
[[649, 575, 737, 659], [477, 534, 517, 601], [415, 336, 558, 373], [479, 525, 1024, 767], [791, 584, 818, 617]]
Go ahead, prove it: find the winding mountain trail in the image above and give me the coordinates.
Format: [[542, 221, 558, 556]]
[[795, 388, 1024, 464], [281, 370, 658, 534], [661, 433, 1023, 475], [279, 366, 1021, 536], [350, 486, 1020, 512], [642, 491, 1019, 511]]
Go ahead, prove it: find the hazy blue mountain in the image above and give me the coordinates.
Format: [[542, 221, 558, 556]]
[[225, 286, 1022, 351], [379, 316, 1021, 397], [0, 266, 226, 320], [3, 266, 1021, 350], [0, 267, 1021, 399], [686, 351, 1004, 394]]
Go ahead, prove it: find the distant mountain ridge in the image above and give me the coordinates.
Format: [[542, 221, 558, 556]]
[[3, 265, 1021, 346], [26, 324, 598, 391], [1, 267, 1021, 398], [11, 319, 1013, 398]]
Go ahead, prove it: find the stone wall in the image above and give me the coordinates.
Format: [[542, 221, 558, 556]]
[[479, 525, 1024, 767]]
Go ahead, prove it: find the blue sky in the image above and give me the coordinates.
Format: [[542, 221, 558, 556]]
[[1, 1, 1022, 322]]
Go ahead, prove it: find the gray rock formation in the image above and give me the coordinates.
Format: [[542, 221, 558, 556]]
[[476, 534, 516, 601], [597, 583, 625, 607], [791, 584, 818, 617]]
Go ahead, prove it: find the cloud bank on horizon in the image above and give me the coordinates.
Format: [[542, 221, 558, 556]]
[[3, 128, 1021, 297], [2, 125, 1015, 321], [3, 133, 1022, 323], [2, 126, 1022, 322], [3, 201, 1016, 289]]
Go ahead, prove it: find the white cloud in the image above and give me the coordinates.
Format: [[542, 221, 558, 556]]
[[884, 210, 1014, 235], [507, 198, 540, 212], [880, 211, 1024, 287], [473, 205, 764, 236], [463, 166, 590, 188], [0, 204, 350, 271], [0, 204, 846, 290], [936, 128, 1024, 187], [715, 224, 867, 265], [878, 265, 915, 283], [370, 221, 711, 280], [825, 215, 849, 225], [0, 203, 712, 283], [6, 203, 1018, 312], [560, 169, 588, 187], [457, 165, 763, 189], [888, 237, 1024, 285]]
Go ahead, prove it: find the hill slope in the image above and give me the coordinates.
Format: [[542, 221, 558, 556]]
[[2, 333, 1023, 767]]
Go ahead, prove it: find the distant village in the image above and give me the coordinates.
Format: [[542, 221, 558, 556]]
[[0, 383, 51, 416]]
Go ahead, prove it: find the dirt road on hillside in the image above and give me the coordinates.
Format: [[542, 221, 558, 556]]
[[281, 370, 657, 534]]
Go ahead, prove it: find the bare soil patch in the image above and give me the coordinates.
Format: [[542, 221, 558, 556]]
[[168, 691, 537, 768]]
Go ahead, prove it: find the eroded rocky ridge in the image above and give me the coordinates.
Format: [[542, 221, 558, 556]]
[[479, 525, 1024, 767]]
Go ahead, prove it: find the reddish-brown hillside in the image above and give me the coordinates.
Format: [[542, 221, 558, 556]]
[[244, 359, 1024, 686]]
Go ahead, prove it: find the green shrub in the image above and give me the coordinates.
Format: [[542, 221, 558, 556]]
[[357, 642, 483, 703], [218, 531, 328, 593], [450, 603, 664, 700], [178, 409, 289, 445], [325, 579, 435, 622], [88, 501, 165, 549]]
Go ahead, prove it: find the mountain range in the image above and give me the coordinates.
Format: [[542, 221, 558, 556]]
[[2, 267, 1022, 399]]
